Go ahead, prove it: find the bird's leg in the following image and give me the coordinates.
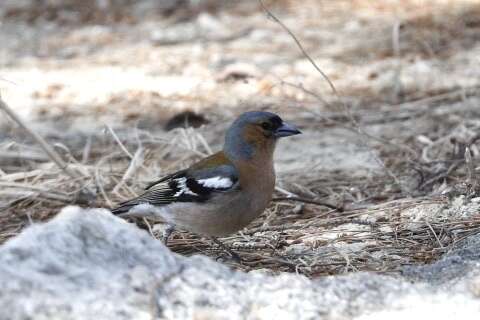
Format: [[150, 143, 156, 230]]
[[211, 237, 241, 262], [162, 225, 175, 246]]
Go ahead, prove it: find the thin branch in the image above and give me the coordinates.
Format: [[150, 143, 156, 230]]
[[465, 147, 476, 184], [391, 20, 403, 103], [112, 146, 144, 194], [0, 182, 72, 202], [259, 0, 338, 96], [0, 95, 85, 181], [425, 220, 444, 249], [105, 124, 134, 159], [258, 1, 408, 192], [272, 196, 342, 211]]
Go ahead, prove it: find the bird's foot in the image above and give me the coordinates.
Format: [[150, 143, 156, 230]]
[[162, 225, 175, 246], [211, 237, 242, 263]]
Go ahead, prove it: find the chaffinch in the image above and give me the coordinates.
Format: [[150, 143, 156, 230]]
[[112, 111, 301, 244]]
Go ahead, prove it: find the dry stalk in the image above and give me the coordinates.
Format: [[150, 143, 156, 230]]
[[272, 196, 341, 211], [258, 0, 407, 193], [0, 95, 86, 181]]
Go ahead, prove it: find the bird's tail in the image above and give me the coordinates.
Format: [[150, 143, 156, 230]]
[[110, 200, 137, 216], [111, 200, 163, 221]]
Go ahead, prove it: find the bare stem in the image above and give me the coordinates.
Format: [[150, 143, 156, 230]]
[[259, 0, 338, 96], [272, 196, 342, 211], [0, 95, 85, 181]]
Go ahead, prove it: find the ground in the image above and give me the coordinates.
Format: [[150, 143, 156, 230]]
[[0, 0, 479, 276]]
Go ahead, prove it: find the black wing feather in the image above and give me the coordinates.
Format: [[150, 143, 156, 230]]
[[111, 165, 238, 215]]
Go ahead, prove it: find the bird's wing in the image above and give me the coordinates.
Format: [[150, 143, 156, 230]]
[[111, 152, 239, 214]]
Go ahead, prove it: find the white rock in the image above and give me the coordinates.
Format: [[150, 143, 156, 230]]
[[1, 206, 480, 319]]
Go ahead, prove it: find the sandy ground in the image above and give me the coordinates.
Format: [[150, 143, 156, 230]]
[[1, 0, 480, 276]]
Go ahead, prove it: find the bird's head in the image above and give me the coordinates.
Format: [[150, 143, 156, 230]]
[[224, 111, 301, 161]]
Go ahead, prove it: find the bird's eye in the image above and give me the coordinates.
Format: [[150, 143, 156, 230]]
[[261, 122, 272, 130]]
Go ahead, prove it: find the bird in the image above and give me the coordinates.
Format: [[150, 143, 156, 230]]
[[111, 111, 301, 251]]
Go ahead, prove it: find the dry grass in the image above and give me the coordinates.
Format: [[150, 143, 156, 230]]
[[1, 0, 480, 278], [168, 197, 480, 276], [1, 91, 480, 277]]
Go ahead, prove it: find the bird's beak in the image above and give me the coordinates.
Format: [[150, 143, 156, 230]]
[[274, 122, 302, 138]]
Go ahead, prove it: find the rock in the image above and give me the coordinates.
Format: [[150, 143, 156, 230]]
[[0, 206, 479, 319]]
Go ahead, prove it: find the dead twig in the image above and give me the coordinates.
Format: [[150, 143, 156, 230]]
[[259, 0, 337, 96], [0, 95, 86, 181], [272, 196, 341, 211], [259, 0, 406, 193]]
